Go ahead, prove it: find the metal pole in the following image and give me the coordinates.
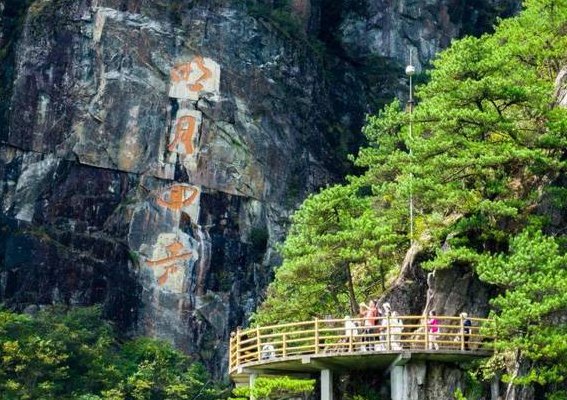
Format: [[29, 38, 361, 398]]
[[424, 318, 429, 350], [409, 74, 414, 246], [406, 49, 416, 247], [387, 314, 391, 351]]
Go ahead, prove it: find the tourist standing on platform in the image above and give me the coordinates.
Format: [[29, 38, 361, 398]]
[[428, 310, 440, 350], [344, 315, 358, 346], [390, 311, 403, 350], [261, 343, 275, 360], [461, 312, 472, 350], [360, 300, 378, 351], [379, 302, 391, 350]]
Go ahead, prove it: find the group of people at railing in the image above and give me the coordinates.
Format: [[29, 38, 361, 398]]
[[346, 301, 473, 352], [230, 306, 483, 368], [345, 301, 404, 351]]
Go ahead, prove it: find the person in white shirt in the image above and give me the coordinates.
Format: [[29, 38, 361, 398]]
[[344, 315, 358, 338], [390, 311, 403, 350], [261, 343, 275, 360]]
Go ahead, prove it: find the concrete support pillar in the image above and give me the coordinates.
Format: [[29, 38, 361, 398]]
[[249, 373, 258, 400], [321, 369, 333, 400], [389, 361, 426, 400], [390, 366, 404, 400]]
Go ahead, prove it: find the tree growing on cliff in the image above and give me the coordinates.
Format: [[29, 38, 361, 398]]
[[256, 0, 567, 321], [253, 184, 404, 324], [358, 0, 567, 268], [478, 230, 567, 390], [255, 0, 567, 396]]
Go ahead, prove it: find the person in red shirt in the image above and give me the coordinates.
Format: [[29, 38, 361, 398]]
[[360, 300, 378, 350]]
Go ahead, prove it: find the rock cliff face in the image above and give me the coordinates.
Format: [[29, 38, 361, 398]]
[[335, 0, 519, 67], [0, 0, 519, 377]]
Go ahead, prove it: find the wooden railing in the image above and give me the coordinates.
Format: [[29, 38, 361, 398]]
[[229, 315, 494, 373]]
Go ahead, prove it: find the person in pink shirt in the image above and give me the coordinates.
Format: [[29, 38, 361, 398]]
[[427, 310, 439, 350]]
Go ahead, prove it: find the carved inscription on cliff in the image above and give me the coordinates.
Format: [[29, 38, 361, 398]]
[[145, 233, 196, 292], [168, 110, 202, 156], [169, 56, 221, 100], [154, 184, 201, 223]]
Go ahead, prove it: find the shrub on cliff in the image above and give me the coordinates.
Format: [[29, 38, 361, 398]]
[[231, 376, 315, 400]]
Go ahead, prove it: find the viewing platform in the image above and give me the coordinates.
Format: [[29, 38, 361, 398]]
[[229, 315, 494, 400]]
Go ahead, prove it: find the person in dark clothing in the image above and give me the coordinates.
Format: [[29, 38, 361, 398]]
[[461, 312, 472, 350]]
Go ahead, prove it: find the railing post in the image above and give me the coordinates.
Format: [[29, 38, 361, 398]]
[[424, 318, 429, 350], [229, 332, 235, 370], [314, 318, 320, 354], [282, 333, 287, 357], [236, 327, 241, 366], [348, 328, 353, 353], [460, 315, 465, 351], [387, 315, 391, 351], [256, 325, 261, 361]]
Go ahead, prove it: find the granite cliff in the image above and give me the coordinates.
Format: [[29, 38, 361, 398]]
[[0, 0, 519, 377]]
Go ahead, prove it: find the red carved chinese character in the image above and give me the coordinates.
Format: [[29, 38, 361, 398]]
[[170, 56, 213, 96], [146, 241, 192, 286], [156, 185, 199, 211], [168, 115, 197, 155]]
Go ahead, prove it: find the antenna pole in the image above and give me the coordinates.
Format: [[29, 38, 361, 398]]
[[405, 50, 416, 247]]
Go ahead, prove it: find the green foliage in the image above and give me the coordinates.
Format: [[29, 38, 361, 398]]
[[256, 0, 567, 396], [253, 184, 405, 324], [478, 230, 567, 387], [548, 392, 567, 400], [231, 376, 315, 400], [452, 366, 485, 400], [358, 0, 567, 268], [454, 389, 467, 400], [0, 307, 224, 399]]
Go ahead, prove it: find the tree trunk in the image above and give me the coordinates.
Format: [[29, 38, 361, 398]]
[[505, 349, 522, 400]]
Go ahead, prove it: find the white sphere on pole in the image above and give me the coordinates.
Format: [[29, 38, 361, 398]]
[[405, 65, 416, 76]]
